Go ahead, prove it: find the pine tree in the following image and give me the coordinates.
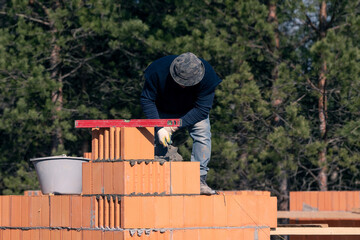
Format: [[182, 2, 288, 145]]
[[0, 0, 150, 194], [281, 0, 360, 190]]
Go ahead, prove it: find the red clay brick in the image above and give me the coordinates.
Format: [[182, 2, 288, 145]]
[[82, 196, 96, 228], [226, 194, 258, 226], [223, 193, 277, 228], [289, 191, 297, 211], [60, 230, 71, 240], [95, 196, 99, 228], [110, 127, 115, 160], [71, 196, 82, 228], [115, 196, 121, 228], [258, 228, 271, 240], [301, 191, 310, 210], [9, 229, 21, 240], [112, 161, 170, 195], [346, 191, 356, 211], [214, 229, 229, 240], [154, 196, 170, 228], [50, 230, 61, 240], [86, 160, 174, 195], [23, 230, 39, 240], [22, 230, 31, 240], [92, 230, 103, 240], [219, 190, 270, 197], [105, 196, 110, 228], [290, 191, 360, 214], [309, 191, 318, 210], [110, 196, 115, 229], [105, 128, 110, 160], [170, 196, 184, 227], [23, 190, 42, 196], [120, 196, 141, 228], [318, 191, 326, 211], [324, 192, 332, 210], [122, 196, 178, 229], [29, 196, 41, 227], [104, 231, 114, 240], [132, 161, 169, 194], [198, 228, 215, 239], [31, 229, 40, 240], [183, 195, 201, 228], [82, 230, 92, 240], [123, 230, 169, 240], [115, 127, 121, 160], [124, 161, 141, 194], [213, 195, 227, 227], [199, 195, 214, 227], [1, 196, 10, 226], [259, 196, 277, 228], [50, 196, 62, 227], [2, 229, 10, 240], [71, 231, 82, 240], [171, 228, 269, 240], [104, 162, 114, 194], [119, 193, 276, 229], [20, 196, 30, 227], [92, 128, 99, 160], [339, 191, 347, 210], [170, 162, 200, 194], [0, 197, 1, 226], [83, 152, 91, 159], [10, 196, 22, 227], [40, 229, 50, 240], [113, 231, 124, 240], [62, 196, 71, 227], [41, 196, 50, 226], [242, 228, 254, 240], [120, 127, 154, 160], [99, 196, 104, 228], [332, 191, 340, 210], [171, 229, 188, 240], [169, 162, 184, 194], [353, 191, 360, 209], [99, 128, 105, 160], [113, 161, 125, 194], [92, 161, 104, 194], [82, 162, 92, 195]]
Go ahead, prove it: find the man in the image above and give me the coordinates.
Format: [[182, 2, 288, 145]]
[[140, 52, 222, 195]]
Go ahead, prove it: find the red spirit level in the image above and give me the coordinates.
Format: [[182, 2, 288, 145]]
[[75, 119, 182, 128]]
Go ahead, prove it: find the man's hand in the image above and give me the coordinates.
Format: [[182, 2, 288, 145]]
[[157, 127, 178, 147]]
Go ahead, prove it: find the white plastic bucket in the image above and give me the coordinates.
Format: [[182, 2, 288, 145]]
[[30, 155, 90, 194]]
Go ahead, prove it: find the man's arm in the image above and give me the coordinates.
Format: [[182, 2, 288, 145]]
[[140, 76, 160, 119], [180, 91, 215, 127]]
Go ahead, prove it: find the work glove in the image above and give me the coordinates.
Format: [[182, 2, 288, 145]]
[[157, 127, 178, 147]]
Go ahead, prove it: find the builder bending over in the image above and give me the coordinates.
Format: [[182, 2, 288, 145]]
[[140, 52, 222, 195]]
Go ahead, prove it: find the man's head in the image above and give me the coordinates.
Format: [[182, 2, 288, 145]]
[[170, 52, 205, 87]]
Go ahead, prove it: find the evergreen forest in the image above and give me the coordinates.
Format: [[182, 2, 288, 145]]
[[1, 0, 360, 210]]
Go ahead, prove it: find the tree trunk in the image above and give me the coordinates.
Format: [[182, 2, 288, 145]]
[[268, 1, 289, 224], [268, 1, 281, 118], [318, 0, 328, 191], [50, 42, 63, 154], [45, 2, 63, 154]]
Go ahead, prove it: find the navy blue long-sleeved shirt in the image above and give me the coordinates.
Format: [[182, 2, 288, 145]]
[[140, 55, 222, 127]]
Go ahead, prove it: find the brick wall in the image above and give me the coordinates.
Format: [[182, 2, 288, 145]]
[[0, 126, 277, 239], [289, 191, 360, 240]]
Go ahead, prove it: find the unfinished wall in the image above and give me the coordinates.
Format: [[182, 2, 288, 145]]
[[289, 191, 360, 240], [0, 125, 278, 239]]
